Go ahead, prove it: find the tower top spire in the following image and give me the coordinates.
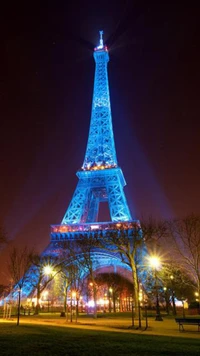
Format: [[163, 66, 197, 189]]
[[98, 30, 104, 49], [94, 30, 107, 52]]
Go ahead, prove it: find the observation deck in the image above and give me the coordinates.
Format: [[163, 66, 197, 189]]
[[51, 220, 140, 241]]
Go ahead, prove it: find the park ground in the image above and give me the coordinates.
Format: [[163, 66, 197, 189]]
[[0, 313, 200, 355]]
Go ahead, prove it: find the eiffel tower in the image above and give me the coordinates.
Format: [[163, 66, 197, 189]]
[[7, 32, 140, 301], [52, 31, 134, 234], [48, 31, 139, 271]]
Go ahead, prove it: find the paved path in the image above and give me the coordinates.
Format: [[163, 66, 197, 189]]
[[1, 316, 200, 339]]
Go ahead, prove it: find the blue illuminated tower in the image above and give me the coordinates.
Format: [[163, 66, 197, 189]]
[[49, 31, 139, 284], [5, 32, 141, 302], [58, 31, 132, 229]]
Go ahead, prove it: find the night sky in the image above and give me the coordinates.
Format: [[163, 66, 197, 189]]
[[1, 1, 200, 284]]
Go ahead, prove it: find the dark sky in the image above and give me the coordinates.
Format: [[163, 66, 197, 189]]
[[0, 1, 200, 284]]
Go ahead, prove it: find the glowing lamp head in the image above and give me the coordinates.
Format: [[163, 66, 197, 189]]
[[149, 256, 161, 270], [43, 265, 53, 276]]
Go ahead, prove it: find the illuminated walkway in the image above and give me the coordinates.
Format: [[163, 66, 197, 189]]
[[1, 315, 200, 339]]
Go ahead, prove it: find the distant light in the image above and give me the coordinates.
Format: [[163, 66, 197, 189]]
[[91, 225, 99, 230], [43, 290, 48, 297], [175, 300, 188, 307], [87, 300, 95, 307]]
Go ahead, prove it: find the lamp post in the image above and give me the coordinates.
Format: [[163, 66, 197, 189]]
[[170, 275, 176, 316], [163, 286, 170, 314], [194, 292, 200, 315], [149, 256, 163, 321], [42, 264, 54, 313], [46, 291, 50, 312], [70, 290, 76, 322], [17, 287, 21, 326], [109, 287, 113, 313]]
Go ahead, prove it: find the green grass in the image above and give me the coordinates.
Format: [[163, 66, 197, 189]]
[[0, 323, 200, 356]]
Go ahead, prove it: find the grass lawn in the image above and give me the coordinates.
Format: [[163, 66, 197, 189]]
[[0, 323, 200, 356]]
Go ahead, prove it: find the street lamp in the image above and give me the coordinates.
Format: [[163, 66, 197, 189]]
[[42, 290, 50, 312], [149, 256, 163, 321], [17, 287, 22, 326], [42, 265, 54, 313], [163, 286, 170, 314], [43, 265, 53, 276], [194, 291, 200, 314], [109, 287, 113, 313], [170, 275, 176, 315]]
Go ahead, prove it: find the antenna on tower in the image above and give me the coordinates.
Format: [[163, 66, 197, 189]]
[[99, 30, 104, 48], [96, 30, 104, 50]]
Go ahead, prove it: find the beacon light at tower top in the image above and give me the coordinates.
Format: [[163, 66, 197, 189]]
[[94, 30, 108, 52]]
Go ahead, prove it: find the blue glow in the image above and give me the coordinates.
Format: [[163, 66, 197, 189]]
[[4, 32, 146, 302], [96, 30, 104, 49], [62, 33, 132, 224]]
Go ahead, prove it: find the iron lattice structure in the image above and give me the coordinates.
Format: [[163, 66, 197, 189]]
[[61, 31, 132, 226], [4, 32, 142, 302]]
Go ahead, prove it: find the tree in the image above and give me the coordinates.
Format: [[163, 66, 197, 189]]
[[100, 222, 145, 324], [30, 254, 63, 314], [167, 214, 200, 302], [140, 217, 169, 262], [145, 260, 194, 315], [161, 264, 194, 315], [8, 246, 34, 325], [55, 262, 84, 322], [67, 263, 84, 322], [140, 218, 178, 315], [68, 235, 100, 319], [95, 272, 133, 312], [98, 218, 169, 324], [0, 284, 9, 299], [51, 270, 70, 316]]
